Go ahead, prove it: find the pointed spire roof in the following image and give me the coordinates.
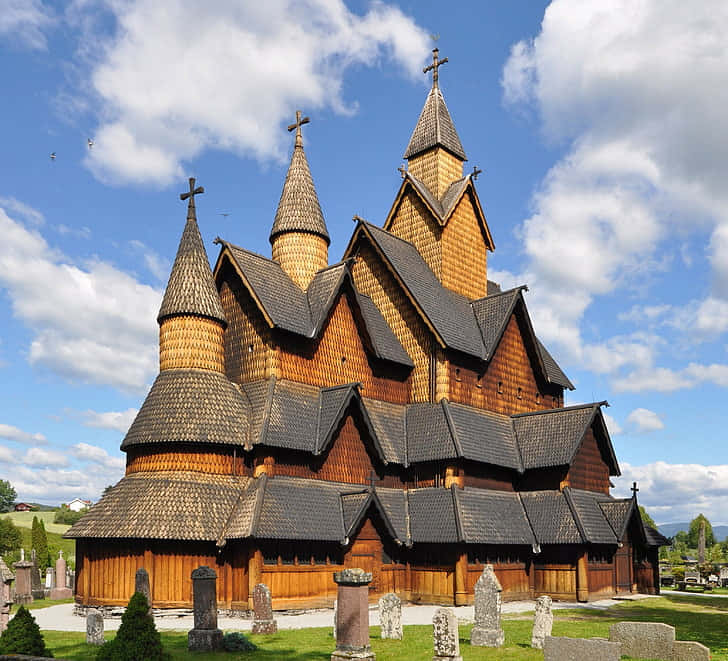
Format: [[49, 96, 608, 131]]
[[157, 178, 226, 325], [404, 49, 466, 161], [270, 111, 330, 245]]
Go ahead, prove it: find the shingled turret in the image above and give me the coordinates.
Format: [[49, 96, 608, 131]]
[[404, 49, 466, 197], [158, 178, 227, 373], [270, 111, 330, 289]]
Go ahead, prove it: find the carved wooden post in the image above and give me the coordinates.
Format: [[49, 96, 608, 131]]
[[454, 551, 468, 606], [576, 551, 588, 602], [248, 547, 263, 610]]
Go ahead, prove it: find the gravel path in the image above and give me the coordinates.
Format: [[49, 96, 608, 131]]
[[32, 594, 656, 633]]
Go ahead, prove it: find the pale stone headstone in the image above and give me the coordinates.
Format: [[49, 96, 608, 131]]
[[332, 598, 337, 640], [135, 567, 152, 615], [50, 550, 72, 599], [378, 592, 402, 640], [45, 567, 55, 590], [531, 595, 553, 649], [187, 566, 223, 651], [13, 556, 34, 605], [609, 621, 675, 660], [432, 608, 462, 661], [30, 550, 44, 600], [470, 564, 504, 647], [251, 583, 277, 634], [331, 568, 375, 661], [672, 640, 711, 661], [0, 558, 14, 633], [544, 636, 621, 661], [86, 608, 105, 645]]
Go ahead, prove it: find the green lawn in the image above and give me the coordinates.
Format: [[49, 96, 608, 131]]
[[31, 595, 726, 661], [6, 510, 71, 535], [17, 523, 76, 565]]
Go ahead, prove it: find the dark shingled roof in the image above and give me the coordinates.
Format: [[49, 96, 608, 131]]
[[408, 488, 460, 543], [219, 244, 412, 367], [374, 487, 410, 544], [362, 397, 407, 465], [406, 173, 470, 224], [121, 369, 249, 450], [564, 488, 617, 545], [341, 491, 370, 534], [472, 287, 525, 359], [456, 488, 536, 546], [404, 85, 466, 160], [406, 403, 458, 464], [270, 130, 329, 244], [158, 215, 226, 325], [513, 403, 616, 472], [536, 339, 574, 390], [599, 499, 635, 540], [644, 525, 670, 547], [66, 471, 249, 540], [519, 491, 583, 544]]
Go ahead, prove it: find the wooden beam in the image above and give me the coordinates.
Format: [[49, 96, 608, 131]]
[[454, 551, 468, 606], [248, 546, 263, 610], [576, 551, 588, 602]]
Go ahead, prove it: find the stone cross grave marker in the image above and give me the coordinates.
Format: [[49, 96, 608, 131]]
[[252, 583, 277, 634], [50, 550, 72, 599], [378, 592, 402, 640], [470, 564, 504, 647]]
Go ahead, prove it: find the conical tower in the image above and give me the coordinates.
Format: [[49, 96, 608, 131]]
[[404, 48, 466, 197], [270, 111, 330, 289], [158, 178, 227, 372]]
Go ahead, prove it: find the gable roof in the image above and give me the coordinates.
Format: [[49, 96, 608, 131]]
[[563, 487, 618, 545], [519, 490, 583, 544], [599, 498, 635, 540], [512, 402, 619, 474], [215, 242, 412, 368], [404, 84, 466, 160]]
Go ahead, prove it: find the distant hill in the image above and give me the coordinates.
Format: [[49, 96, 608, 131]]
[[658, 522, 728, 541]]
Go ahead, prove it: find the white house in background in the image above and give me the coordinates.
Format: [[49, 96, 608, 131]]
[[68, 498, 92, 512]]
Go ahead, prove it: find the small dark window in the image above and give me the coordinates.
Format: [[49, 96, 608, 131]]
[[517, 386, 523, 400], [455, 368, 462, 382], [476, 374, 483, 389], [536, 392, 541, 404], [248, 344, 254, 353], [341, 356, 347, 364], [313, 549, 328, 565], [497, 381, 503, 394], [280, 544, 296, 565], [263, 546, 278, 565]]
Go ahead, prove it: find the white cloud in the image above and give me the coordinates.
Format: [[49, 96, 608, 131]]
[[0, 0, 54, 50], [0, 197, 45, 226], [625, 408, 664, 433], [502, 0, 728, 385], [10, 464, 122, 504], [0, 202, 161, 392], [22, 446, 69, 467], [0, 445, 17, 463], [602, 411, 622, 436], [71, 442, 125, 471], [617, 362, 728, 393], [75, 0, 430, 186], [614, 462, 728, 525], [78, 408, 138, 433], [129, 240, 170, 282], [0, 423, 47, 445]]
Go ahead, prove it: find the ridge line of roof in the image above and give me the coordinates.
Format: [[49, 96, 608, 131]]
[[561, 487, 588, 545], [450, 484, 466, 543], [440, 399, 463, 458], [511, 401, 608, 418], [249, 473, 267, 538]]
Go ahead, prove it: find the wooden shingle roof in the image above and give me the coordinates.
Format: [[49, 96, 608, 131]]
[[404, 85, 466, 160]]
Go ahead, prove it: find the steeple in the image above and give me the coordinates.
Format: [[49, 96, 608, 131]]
[[157, 178, 226, 373], [404, 48, 466, 198], [270, 111, 330, 289]]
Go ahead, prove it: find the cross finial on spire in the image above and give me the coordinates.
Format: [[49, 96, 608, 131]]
[[423, 47, 448, 88], [180, 177, 204, 220], [398, 164, 407, 179], [287, 110, 310, 147], [368, 469, 377, 490], [631, 481, 639, 499], [471, 166, 482, 180]]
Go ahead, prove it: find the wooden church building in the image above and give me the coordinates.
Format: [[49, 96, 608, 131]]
[[67, 51, 667, 610]]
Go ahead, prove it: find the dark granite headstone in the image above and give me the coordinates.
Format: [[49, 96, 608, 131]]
[[187, 566, 223, 652], [134, 567, 152, 614], [252, 583, 277, 634], [30, 550, 44, 600], [331, 568, 375, 661], [13, 552, 33, 605]]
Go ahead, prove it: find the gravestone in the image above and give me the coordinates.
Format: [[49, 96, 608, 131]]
[[134, 567, 152, 615], [45, 567, 55, 590], [251, 583, 277, 634], [30, 550, 44, 600], [470, 564, 504, 647], [544, 636, 621, 661], [331, 568, 375, 661], [187, 566, 223, 651], [531, 595, 553, 649], [378, 592, 402, 640], [609, 621, 675, 660], [432, 608, 462, 661], [86, 608, 105, 645], [332, 599, 337, 640], [49, 550, 72, 599], [0, 558, 14, 633], [672, 640, 711, 661], [13, 551, 33, 605]]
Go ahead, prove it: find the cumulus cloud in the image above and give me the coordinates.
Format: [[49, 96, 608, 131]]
[[72, 442, 125, 471], [0, 202, 161, 391], [76, 0, 430, 185], [625, 408, 664, 433], [0, 423, 47, 445], [614, 462, 728, 525], [78, 408, 138, 433], [10, 464, 122, 504], [617, 362, 728, 393], [22, 446, 69, 467], [502, 0, 728, 389], [0, 0, 54, 50], [602, 411, 622, 436], [0, 445, 17, 463]]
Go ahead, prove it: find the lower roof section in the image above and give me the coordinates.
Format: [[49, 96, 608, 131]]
[[66, 474, 660, 552]]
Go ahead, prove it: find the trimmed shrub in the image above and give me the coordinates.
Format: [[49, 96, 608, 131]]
[[223, 631, 258, 652], [96, 592, 170, 661], [0, 605, 53, 657]]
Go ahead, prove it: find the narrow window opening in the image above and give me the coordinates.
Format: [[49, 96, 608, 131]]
[[517, 386, 523, 400], [455, 367, 462, 382], [248, 344, 254, 353], [497, 381, 503, 395]]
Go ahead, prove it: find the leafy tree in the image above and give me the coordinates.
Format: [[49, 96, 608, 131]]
[[102, 485, 114, 498], [0, 606, 53, 656], [0, 479, 16, 513], [54, 504, 87, 525], [687, 514, 715, 548], [0, 517, 22, 559], [96, 592, 170, 661], [673, 530, 689, 552], [638, 506, 657, 530]]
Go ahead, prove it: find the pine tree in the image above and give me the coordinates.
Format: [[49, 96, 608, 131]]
[[31, 516, 39, 559], [0, 605, 53, 656], [37, 519, 50, 569], [96, 592, 169, 661]]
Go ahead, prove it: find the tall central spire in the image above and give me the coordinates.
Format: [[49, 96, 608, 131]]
[[270, 111, 330, 289]]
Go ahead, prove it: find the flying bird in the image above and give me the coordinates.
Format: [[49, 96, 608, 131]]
[[219, 212, 232, 218], [87, 138, 94, 149], [50, 152, 56, 161]]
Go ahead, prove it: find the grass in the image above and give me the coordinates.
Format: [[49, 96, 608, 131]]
[[17, 524, 76, 564], [6, 510, 71, 535], [30, 594, 727, 660]]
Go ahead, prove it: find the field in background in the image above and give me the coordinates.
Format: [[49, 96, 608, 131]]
[[6, 511, 71, 535]]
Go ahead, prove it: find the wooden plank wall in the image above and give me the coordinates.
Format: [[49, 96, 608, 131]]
[[566, 426, 610, 494]]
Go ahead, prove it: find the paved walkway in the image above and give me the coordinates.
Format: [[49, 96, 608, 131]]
[[32, 594, 656, 633]]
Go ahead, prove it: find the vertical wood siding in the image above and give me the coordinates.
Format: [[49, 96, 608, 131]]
[[565, 427, 610, 493]]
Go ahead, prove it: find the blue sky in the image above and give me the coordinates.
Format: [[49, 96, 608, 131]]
[[1, 0, 727, 526]]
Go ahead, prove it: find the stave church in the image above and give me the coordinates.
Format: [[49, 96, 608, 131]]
[[67, 50, 667, 610]]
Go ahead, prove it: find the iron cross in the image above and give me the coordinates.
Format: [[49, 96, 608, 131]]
[[631, 481, 639, 498], [287, 110, 310, 137], [424, 48, 448, 87], [471, 166, 482, 181], [180, 177, 204, 218]]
